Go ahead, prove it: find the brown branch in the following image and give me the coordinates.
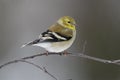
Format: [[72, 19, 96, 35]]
[[0, 53, 71, 69], [0, 59, 57, 80], [112, 59, 120, 63], [21, 52, 65, 60], [82, 40, 87, 53], [20, 60, 58, 80], [20, 52, 120, 66], [0, 52, 120, 80], [0, 52, 120, 70], [42, 67, 57, 80], [70, 53, 120, 65]]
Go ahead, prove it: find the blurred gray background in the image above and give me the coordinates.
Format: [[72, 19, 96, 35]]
[[0, 0, 120, 80]]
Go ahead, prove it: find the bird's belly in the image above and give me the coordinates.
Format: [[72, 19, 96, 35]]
[[34, 40, 73, 52], [46, 40, 74, 52]]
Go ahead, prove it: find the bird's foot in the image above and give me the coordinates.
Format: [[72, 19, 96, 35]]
[[59, 51, 68, 56], [63, 51, 68, 56], [45, 51, 49, 56]]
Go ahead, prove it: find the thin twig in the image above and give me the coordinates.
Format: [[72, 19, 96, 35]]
[[0, 59, 57, 80], [21, 53, 66, 60], [20, 60, 58, 80], [69, 53, 120, 65], [43, 67, 57, 80], [0, 53, 70, 69], [0, 52, 120, 70], [82, 40, 87, 53], [112, 59, 120, 63], [0, 53, 120, 80]]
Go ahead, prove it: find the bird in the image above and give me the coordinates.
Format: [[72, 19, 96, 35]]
[[21, 16, 77, 53]]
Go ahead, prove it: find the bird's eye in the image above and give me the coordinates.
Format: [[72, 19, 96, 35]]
[[68, 21, 71, 23]]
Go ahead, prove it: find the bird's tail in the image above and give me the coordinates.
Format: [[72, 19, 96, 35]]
[[21, 42, 32, 48], [21, 39, 41, 48]]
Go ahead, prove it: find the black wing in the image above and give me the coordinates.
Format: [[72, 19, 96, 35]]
[[23, 30, 72, 47], [40, 30, 72, 42]]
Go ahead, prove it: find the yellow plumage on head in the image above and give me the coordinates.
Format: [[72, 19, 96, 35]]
[[57, 16, 76, 30], [49, 16, 76, 37]]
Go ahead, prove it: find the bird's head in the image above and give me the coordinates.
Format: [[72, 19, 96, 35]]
[[57, 16, 76, 30]]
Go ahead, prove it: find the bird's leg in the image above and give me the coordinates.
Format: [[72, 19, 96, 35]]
[[45, 51, 49, 56], [63, 51, 68, 56], [57, 52, 65, 56], [59, 52, 64, 56]]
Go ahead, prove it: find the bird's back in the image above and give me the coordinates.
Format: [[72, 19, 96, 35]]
[[49, 23, 73, 37]]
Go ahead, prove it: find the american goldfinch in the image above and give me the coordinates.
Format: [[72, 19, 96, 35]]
[[22, 16, 76, 53]]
